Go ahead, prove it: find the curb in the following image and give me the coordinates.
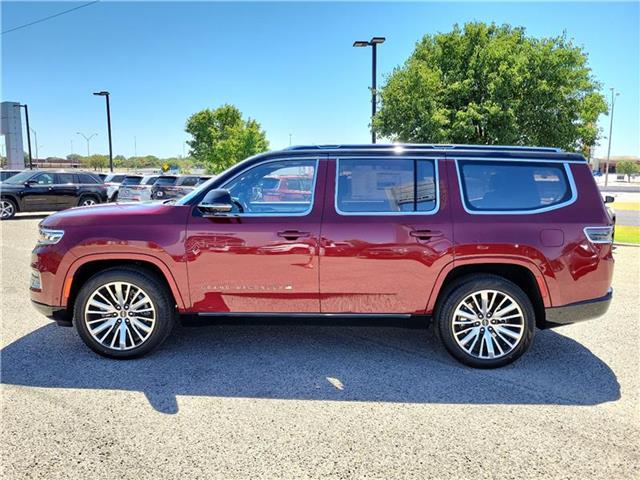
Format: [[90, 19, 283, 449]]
[[614, 242, 640, 247]]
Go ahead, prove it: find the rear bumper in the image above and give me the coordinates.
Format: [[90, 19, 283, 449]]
[[543, 289, 612, 328], [31, 301, 72, 327]]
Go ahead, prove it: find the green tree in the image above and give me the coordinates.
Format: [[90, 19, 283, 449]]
[[185, 104, 269, 174], [84, 154, 108, 171], [616, 160, 639, 182], [374, 22, 608, 152]]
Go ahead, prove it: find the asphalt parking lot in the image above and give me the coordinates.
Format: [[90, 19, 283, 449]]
[[1, 214, 639, 479]]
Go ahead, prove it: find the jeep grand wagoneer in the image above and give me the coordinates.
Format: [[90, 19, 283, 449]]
[[30, 144, 613, 368]]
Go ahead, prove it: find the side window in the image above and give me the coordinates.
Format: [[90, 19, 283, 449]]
[[180, 176, 199, 187], [336, 158, 437, 214], [79, 173, 99, 184], [223, 159, 317, 215], [57, 173, 75, 184], [34, 173, 55, 185], [458, 160, 573, 212]]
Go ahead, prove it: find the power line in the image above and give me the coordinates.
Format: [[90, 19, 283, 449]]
[[1, 1, 99, 35]]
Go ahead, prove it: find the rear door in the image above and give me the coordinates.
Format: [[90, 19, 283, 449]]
[[55, 173, 79, 208], [319, 155, 453, 314]]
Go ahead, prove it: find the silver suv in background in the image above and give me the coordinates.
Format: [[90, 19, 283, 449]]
[[117, 175, 159, 202]]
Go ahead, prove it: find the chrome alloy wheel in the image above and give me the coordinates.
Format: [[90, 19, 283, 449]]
[[84, 282, 156, 351], [1, 200, 15, 219], [81, 198, 97, 206], [452, 289, 525, 360]]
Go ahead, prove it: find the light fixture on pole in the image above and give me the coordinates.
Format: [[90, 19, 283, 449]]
[[93, 91, 113, 172], [76, 132, 98, 157], [353, 36, 386, 143]]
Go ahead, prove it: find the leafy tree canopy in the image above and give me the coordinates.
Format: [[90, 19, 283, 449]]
[[616, 160, 639, 181], [374, 22, 608, 153], [185, 104, 269, 174]]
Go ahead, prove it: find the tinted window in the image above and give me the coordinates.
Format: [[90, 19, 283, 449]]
[[142, 176, 159, 185], [106, 174, 126, 183], [224, 160, 316, 214], [336, 159, 437, 213], [154, 176, 177, 186], [178, 176, 199, 187], [79, 173, 99, 184], [57, 173, 75, 184], [34, 173, 55, 185], [458, 161, 572, 212], [122, 176, 142, 186]]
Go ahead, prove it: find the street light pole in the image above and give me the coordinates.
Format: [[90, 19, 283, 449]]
[[76, 132, 97, 157], [93, 91, 113, 172], [353, 36, 385, 143], [604, 88, 619, 188], [14, 104, 33, 169]]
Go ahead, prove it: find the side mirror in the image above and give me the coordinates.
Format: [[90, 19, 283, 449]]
[[198, 189, 235, 217], [604, 195, 615, 204], [24, 179, 38, 187]]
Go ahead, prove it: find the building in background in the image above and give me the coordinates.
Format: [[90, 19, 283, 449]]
[[0, 101, 25, 169]]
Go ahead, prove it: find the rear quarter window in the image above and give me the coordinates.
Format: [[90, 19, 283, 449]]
[[457, 160, 574, 213]]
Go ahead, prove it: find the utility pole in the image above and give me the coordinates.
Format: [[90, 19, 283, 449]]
[[134, 136, 137, 157], [604, 88, 619, 187], [14, 104, 33, 169], [93, 91, 113, 172]]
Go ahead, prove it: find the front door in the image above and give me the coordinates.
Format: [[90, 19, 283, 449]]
[[185, 157, 325, 313], [319, 156, 453, 314], [22, 172, 58, 211]]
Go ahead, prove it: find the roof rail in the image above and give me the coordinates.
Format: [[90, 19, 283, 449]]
[[285, 143, 563, 153]]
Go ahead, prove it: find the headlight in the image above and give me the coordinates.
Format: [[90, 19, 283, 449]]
[[37, 228, 65, 245]]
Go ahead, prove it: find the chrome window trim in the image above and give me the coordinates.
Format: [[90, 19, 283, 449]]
[[334, 156, 440, 217], [454, 158, 578, 215], [217, 157, 320, 217]]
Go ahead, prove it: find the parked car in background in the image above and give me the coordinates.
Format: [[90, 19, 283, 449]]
[[151, 175, 211, 200], [0, 169, 22, 182], [103, 173, 127, 202], [149, 175, 179, 200], [30, 144, 613, 367], [117, 174, 159, 202], [1, 169, 106, 219]]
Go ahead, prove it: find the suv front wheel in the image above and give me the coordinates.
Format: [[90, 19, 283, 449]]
[[436, 275, 535, 368], [73, 268, 176, 359]]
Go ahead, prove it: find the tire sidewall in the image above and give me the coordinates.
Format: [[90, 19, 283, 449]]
[[1, 198, 17, 220], [437, 276, 535, 368], [73, 269, 174, 359], [78, 195, 98, 207]]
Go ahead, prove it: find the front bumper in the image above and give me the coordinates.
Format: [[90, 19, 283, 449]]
[[31, 301, 72, 327], [544, 289, 612, 328]]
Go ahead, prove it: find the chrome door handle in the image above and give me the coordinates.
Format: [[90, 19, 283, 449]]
[[410, 229, 444, 240], [277, 230, 310, 240]]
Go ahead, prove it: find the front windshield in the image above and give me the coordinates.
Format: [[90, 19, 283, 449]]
[[1, 170, 34, 185]]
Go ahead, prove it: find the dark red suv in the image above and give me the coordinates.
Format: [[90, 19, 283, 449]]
[[30, 144, 614, 367]]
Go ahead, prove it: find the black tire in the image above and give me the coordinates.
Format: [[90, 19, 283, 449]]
[[73, 267, 176, 359], [1, 197, 17, 220], [435, 274, 535, 368], [78, 195, 99, 207]]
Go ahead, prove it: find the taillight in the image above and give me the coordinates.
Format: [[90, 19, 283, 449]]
[[584, 226, 614, 244]]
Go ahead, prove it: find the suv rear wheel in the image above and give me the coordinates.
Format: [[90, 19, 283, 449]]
[[73, 268, 176, 359], [78, 195, 98, 207], [436, 275, 535, 368]]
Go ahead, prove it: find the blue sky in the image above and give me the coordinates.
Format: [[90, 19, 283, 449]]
[[2, 1, 639, 159]]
